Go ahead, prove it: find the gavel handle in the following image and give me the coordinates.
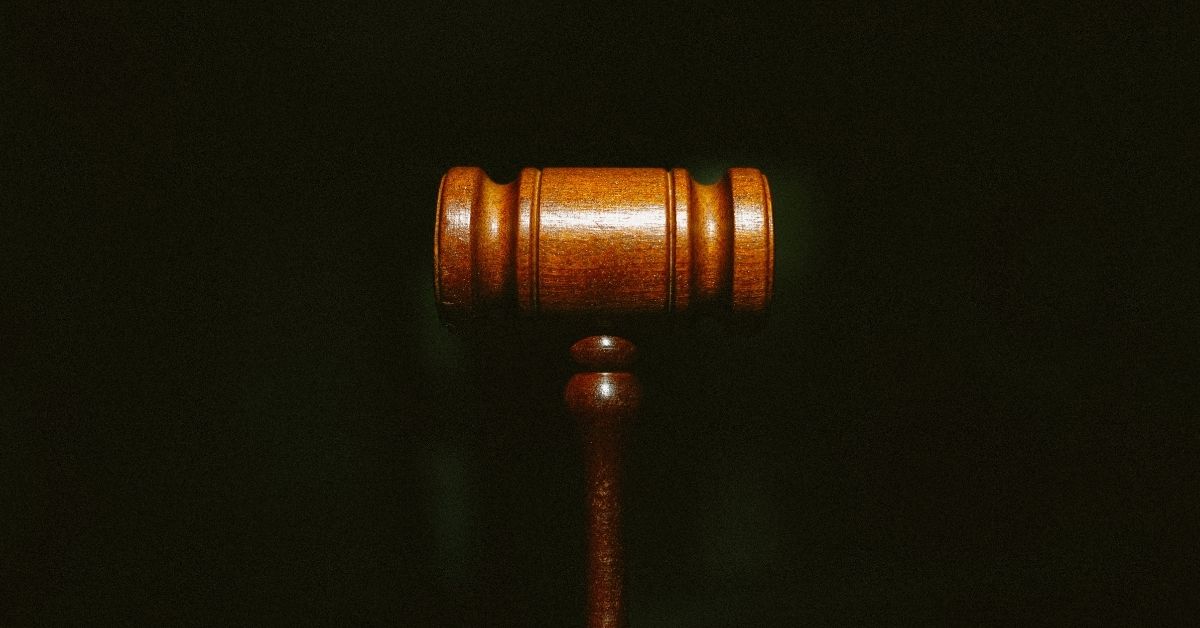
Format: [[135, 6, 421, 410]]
[[565, 336, 641, 628]]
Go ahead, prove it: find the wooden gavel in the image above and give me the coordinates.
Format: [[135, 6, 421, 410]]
[[435, 166, 774, 627]]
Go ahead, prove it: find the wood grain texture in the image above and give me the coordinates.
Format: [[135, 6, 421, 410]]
[[435, 166, 774, 323], [565, 336, 641, 628], [433, 168, 775, 627]]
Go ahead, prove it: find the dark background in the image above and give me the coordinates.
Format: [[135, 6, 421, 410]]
[[5, 3, 1192, 626]]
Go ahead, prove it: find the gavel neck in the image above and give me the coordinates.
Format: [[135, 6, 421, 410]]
[[564, 335, 640, 628]]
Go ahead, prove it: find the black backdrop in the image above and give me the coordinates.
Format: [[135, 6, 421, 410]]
[[7, 3, 1191, 626]]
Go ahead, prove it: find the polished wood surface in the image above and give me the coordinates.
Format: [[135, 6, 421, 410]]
[[435, 167, 774, 323], [566, 335, 640, 628], [434, 166, 773, 627]]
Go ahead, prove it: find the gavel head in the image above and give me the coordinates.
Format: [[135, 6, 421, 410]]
[[434, 167, 774, 327]]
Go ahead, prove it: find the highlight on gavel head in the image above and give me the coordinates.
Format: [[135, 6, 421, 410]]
[[434, 167, 774, 325]]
